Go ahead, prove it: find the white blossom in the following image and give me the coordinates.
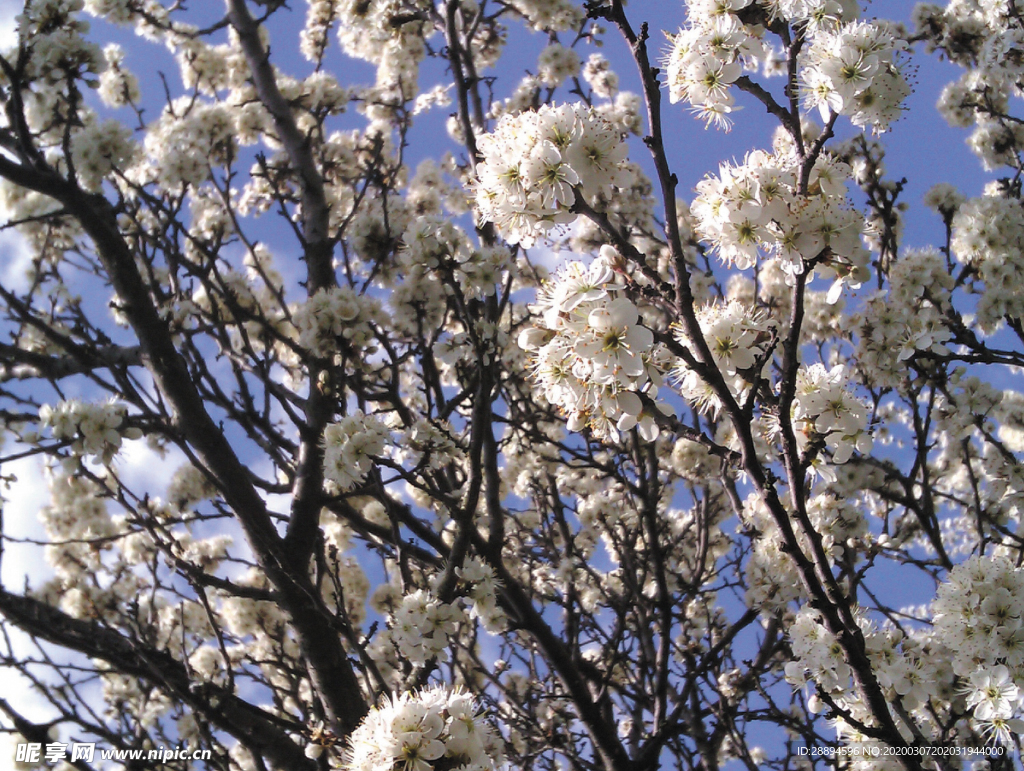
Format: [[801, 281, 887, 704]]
[[322, 411, 390, 492], [344, 686, 504, 771]]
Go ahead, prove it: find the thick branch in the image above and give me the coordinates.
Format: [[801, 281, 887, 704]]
[[0, 151, 368, 737], [225, 0, 338, 572], [0, 589, 315, 771], [0, 343, 144, 382]]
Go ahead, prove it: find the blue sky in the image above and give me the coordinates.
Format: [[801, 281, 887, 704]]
[[0, 0, 1005, 745], [0, 0, 996, 596], [0, 0, 997, 668]]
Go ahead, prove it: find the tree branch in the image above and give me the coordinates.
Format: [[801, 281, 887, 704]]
[[0, 589, 315, 771], [225, 0, 338, 573]]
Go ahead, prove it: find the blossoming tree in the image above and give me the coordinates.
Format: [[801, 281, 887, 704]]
[[0, 0, 1022, 769]]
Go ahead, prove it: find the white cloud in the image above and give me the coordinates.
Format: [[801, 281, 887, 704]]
[[1, 455, 50, 590], [0, 124, 35, 292], [0, 456, 58, 725], [0, 0, 18, 51], [117, 436, 183, 497], [0, 228, 33, 293]]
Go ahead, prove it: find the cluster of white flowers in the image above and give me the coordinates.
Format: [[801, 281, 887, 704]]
[[920, 0, 1024, 169], [166, 464, 218, 509], [785, 606, 858, 695], [19, 0, 104, 86], [960, 666, 1024, 744], [692, 149, 870, 298], [343, 686, 504, 771], [343, 195, 409, 265], [171, 34, 246, 96], [858, 249, 953, 385], [300, 0, 337, 62], [400, 217, 514, 303], [536, 43, 580, 87], [582, 54, 619, 99], [518, 251, 671, 442], [923, 181, 966, 220], [327, 0, 470, 121], [673, 300, 775, 414], [97, 43, 140, 107], [932, 556, 1024, 681], [218, 570, 289, 640], [71, 118, 137, 192], [792, 364, 872, 466], [950, 193, 1024, 331], [322, 411, 389, 493], [394, 419, 463, 472], [329, 0, 431, 109], [784, 607, 939, 752], [665, 0, 907, 132], [506, 0, 582, 32], [292, 286, 381, 356], [139, 99, 238, 192], [99, 667, 173, 727], [801, 21, 910, 132], [474, 104, 630, 247], [665, 0, 768, 128], [457, 558, 506, 633], [39, 399, 142, 465], [785, 556, 1024, 748], [742, 493, 866, 609], [318, 511, 372, 627], [333, 0, 429, 63], [169, 531, 233, 576], [40, 470, 117, 572], [387, 590, 464, 666]]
